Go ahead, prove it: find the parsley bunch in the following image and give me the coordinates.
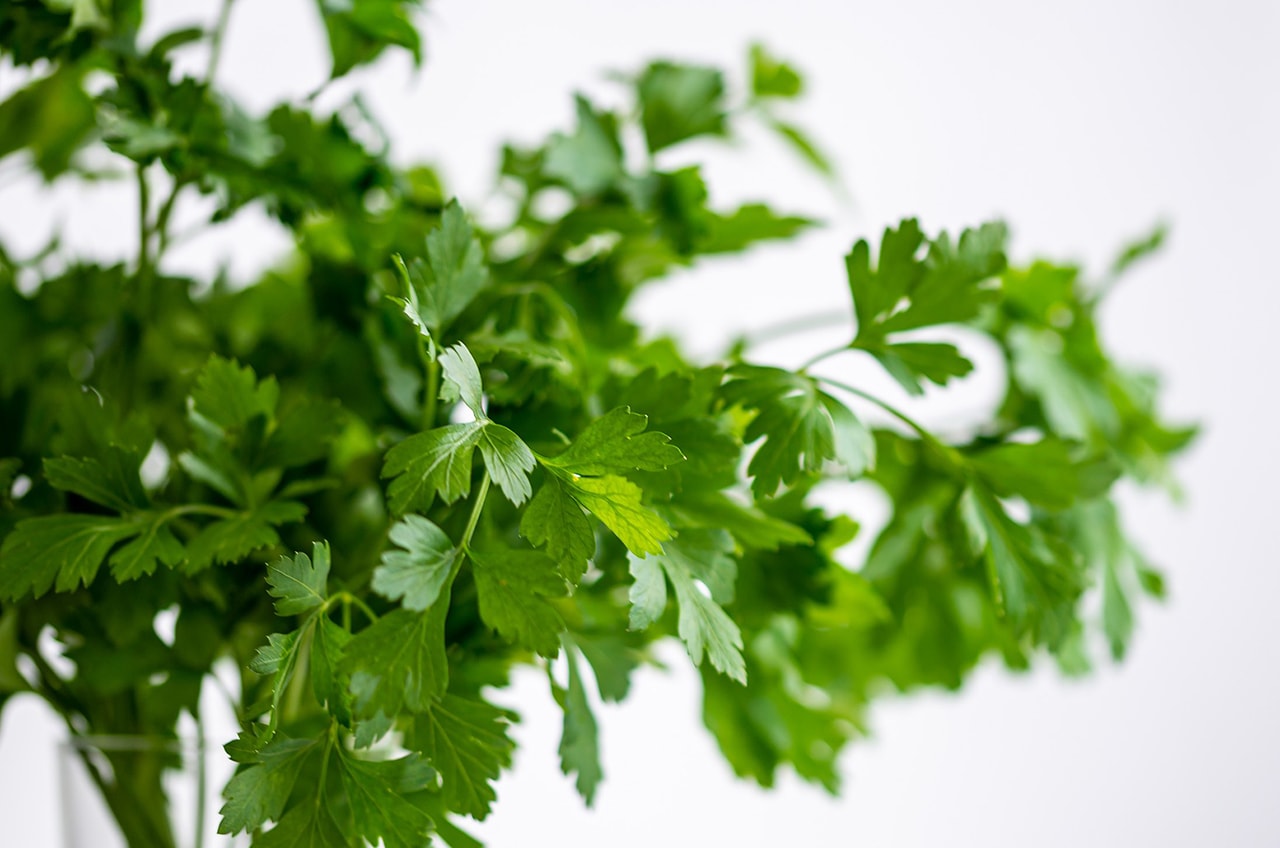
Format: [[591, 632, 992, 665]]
[[0, 2, 1191, 846]]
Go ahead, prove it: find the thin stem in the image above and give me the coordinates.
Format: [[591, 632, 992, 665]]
[[135, 166, 151, 278], [815, 375, 961, 467], [152, 178, 186, 261], [422, 349, 440, 430], [193, 706, 207, 848], [799, 342, 852, 371], [205, 0, 236, 84], [163, 503, 239, 521], [329, 591, 377, 624], [460, 472, 491, 552], [734, 310, 852, 353]]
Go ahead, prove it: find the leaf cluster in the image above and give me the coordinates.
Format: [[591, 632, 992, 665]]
[[0, 6, 1191, 846]]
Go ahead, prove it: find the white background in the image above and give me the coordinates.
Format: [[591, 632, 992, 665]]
[[2, 0, 1278, 845]]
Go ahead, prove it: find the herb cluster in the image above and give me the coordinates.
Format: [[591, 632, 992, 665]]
[[0, 2, 1192, 846]]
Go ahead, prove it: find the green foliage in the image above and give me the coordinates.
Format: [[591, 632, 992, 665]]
[[0, 4, 1191, 847]]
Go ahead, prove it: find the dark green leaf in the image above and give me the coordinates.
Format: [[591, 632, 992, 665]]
[[558, 648, 603, 805], [382, 422, 484, 514], [185, 500, 307, 571], [470, 546, 567, 657], [346, 597, 451, 717], [400, 200, 489, 335], [637, 61, 727, 153], [541, 407, 685, 477], [0, 514, 138, 599], [43, 449, 149, 512], [219, 735, 321, 835], [520, 475, 596, 584], [335, 749, 436, 848], [410, 694, 515, 819]]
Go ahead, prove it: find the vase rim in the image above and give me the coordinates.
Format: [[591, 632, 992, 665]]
[[60, 734, 200, 753]]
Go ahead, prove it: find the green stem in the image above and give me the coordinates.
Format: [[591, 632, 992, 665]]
[[734, 311, 852, 353], [135, 166, 151, 279], [423, 350, 440, 430], [205, 0, 236, 84], [460, 472, 491, 552], [193, 707, 207, 848], [163, 503, 239, 521], [816, 375, 963, 467], [799, 342, 853, 371], [329, 591, 377, 624]]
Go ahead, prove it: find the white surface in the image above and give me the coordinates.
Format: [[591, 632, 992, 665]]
[[2, 0, 1278, 845]]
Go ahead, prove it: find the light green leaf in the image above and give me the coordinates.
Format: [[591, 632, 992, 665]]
[[627, 553, 667, 631], [631, 534, 746, 682], [749, 44, 803, 99], [249, 631, 297, 676], [438, 342, 485, 420], [373, 515, 459, 611], [563, 474, 671, 556], [558, 648, 603, 805], [545, 95, 624, 196]]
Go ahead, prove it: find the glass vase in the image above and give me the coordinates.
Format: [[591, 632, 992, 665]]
[[59, 735, 244, 848]]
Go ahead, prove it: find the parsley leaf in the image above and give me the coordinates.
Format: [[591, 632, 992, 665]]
[[470, 546, 567, 657], [346, 595, 452, 718], [844, 219, 1007, 394], [520, 475, 596, 584], [722, 365, 873, 496], [476, 424, 536, 507], [541, 407, 685, 477], [266, 542, 331, 617], [0, 514, 138, 599], [372, 515, 460, 611], [397, 200, 489, 336], [219, 735, 321, 835], [335, 748, 436, 848], [636, 61, 728, 153], [629, 530, 747, 683], [545, 96, 625, 196], [410, 694, 516, 820], [557, 646, 603, 805], [383, 423, 485, 513]]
